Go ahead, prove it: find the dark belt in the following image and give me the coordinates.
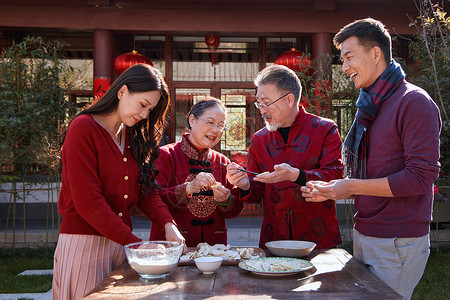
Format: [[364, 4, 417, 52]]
[[192, 190, 214, 197], [191, 218, 215, 242], [189, 167, 212, 174], [189, 158, 211, 167]]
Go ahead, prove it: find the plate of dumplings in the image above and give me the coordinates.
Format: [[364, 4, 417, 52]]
[[179, 242, 265, 265], [238, 257, 313, 276]]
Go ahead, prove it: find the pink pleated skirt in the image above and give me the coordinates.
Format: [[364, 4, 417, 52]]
[[52, 233, 126, 300]]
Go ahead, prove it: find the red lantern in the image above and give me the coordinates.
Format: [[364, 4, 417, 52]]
[[114, 50, 153, 76], [94, 77, 110, 103], [274, 48, 312, 74], [434, 186, 439, 195], [205, 35, 220, 51]]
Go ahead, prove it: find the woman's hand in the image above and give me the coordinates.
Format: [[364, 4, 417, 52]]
[[226, 162, 250, 190], [212, 182, 231, 204], [164, 222, 187, 253], [186, 172, 216, 196]]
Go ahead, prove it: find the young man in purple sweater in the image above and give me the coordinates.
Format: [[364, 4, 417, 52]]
[[301, 18, 441, 299]]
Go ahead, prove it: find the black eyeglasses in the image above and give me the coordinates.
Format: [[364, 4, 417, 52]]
[[254, 92, 291, 110]]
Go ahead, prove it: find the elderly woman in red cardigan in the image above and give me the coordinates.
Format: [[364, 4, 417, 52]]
[[150, 98, 243, 247]]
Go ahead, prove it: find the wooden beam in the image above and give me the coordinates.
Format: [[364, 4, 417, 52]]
[[314, 0, 335, 11], [88, 0, 111, 7], [0, 4, 418, 35]]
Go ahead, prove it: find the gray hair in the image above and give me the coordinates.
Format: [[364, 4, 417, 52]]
[[186, 97, 227, 130], [254, 64, 302, 102]]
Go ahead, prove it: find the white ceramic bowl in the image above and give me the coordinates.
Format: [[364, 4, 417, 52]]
[[124, 241, 184, 279], [265, 240, 317, 258], [194, 256, 223, 274]]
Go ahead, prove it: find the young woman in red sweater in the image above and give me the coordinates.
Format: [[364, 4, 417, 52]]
[[52, 64, 185, 300]]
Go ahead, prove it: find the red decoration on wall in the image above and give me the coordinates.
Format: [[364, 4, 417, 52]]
[[114, 50, 153, 76], [205, 35, 220, 51], [314, 80, 332, 116], [274, 48, 312, 74], [314, 80, 331, 97], [94, 77, 110, 102], [299, 96, 310, 109]]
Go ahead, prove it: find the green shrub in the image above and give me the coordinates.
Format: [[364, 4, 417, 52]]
[[0, 36, 72, 177]]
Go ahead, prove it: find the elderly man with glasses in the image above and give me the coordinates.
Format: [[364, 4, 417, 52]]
[[226, 64, 344, 249]]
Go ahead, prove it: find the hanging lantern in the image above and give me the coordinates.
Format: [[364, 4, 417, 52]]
[[205, 35, 220, 51], [205, 35, 220, 66], [114, 50, 153, 76], [274, 48, 312, 74]]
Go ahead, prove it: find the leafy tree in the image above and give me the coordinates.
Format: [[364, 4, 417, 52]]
[[0, 36, 73, 247], [0, 36, 72, 178], [295, 53, 358, 140], [61, 59, 93, 91], [408, 0, 449, 174]]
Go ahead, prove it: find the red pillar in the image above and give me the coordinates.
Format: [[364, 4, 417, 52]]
[[313, 32, 332, 71], [312, 33, 332, 117], [93, 29, 113, 102]]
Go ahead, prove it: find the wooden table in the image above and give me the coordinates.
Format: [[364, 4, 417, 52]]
[[83, 249, 402, 299]]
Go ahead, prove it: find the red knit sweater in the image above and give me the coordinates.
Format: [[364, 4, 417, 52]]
[[58, 114, 174, 246], [355, 79, 441, 238]]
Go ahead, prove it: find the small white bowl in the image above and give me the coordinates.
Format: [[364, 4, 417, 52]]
[[265, 240, 317, 258], [194, 256, 223, 274]]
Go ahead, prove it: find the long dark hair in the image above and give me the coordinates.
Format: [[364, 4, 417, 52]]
[[60, 64, 170, 192]]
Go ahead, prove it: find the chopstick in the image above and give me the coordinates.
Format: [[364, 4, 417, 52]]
[[220, 163, 260, 175]]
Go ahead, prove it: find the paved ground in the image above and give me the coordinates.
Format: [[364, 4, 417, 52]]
[[2, 216, 450, 247]]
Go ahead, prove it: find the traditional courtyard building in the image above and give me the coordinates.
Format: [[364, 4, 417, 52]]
[[0, 0, 420, 216]]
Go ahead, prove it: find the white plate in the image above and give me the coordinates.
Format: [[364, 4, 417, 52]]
[[238, 257, 313, 277]]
